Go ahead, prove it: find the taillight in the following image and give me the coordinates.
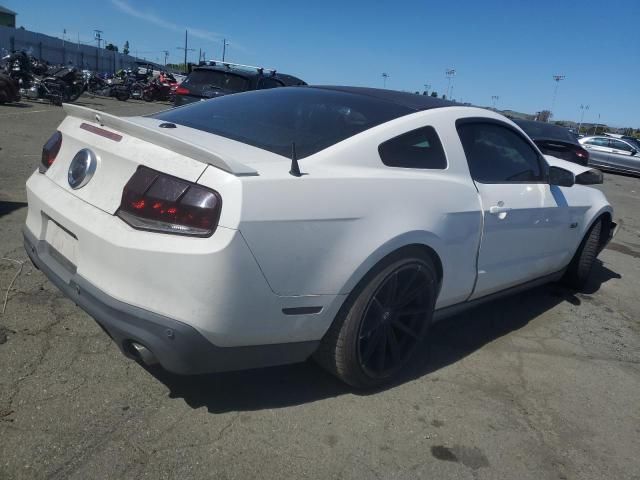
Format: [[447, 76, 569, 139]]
[[575, 147, 589, 158], [175, 85, 190, 95], [40, 131, 62, 173], [116, 166, 222, 237]]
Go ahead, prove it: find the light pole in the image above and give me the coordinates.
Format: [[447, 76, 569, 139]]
[[222, 39, 229, 61], [94, 30, 103, 71], [592, 113, 601, 135], [550, 74, 566, 121], [445, 68, 456, 99], [491, 95, 500, 110], [423, 83, 431, 95], [578, 104, 589, 135], [162, 50, 169, 66], [382, 72, 389, 88]]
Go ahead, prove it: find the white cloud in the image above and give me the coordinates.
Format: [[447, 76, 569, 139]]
[[110, 0, 221, 43]]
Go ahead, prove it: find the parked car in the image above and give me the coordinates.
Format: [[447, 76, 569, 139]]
[[173, 60, 306, 106], [513, 119, 589, 165], [25, 87, 616, 388], [579, 136, 640, 175]]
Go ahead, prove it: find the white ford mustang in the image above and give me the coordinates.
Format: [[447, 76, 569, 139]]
[[24, 87, 616, 388]]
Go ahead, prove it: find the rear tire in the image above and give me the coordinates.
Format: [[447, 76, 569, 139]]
[[314, 249, 437, 389], [563, 219, 602, 290]]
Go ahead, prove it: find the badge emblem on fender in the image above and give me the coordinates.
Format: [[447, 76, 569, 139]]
[[68, 149, 97, 189]]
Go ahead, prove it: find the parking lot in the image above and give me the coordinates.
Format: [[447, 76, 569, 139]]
[[0, 96, 639, 480]]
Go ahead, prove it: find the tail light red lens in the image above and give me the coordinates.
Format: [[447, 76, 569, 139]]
[[40, 131, 63, 173], [117, 166, 222, 237], [175, 85, 190, 95], [576, 147, 589, 159]]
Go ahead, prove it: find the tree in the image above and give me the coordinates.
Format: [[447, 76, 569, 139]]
[[430, 91, 438, 97], [536, 110, 552, 122], [441, 94, 446, 100], [123, 41, 130, 55], [105, 43, 118, 52]]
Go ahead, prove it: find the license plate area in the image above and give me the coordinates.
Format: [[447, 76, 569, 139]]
[[43, 217, 78, 272]]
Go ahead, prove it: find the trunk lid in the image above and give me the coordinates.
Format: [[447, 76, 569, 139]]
[[44, 104, 257, 215]]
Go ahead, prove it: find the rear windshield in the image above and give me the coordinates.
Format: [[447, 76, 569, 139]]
[[152, 87, 413, 158], [514, 120, 578, 144], [183, 69, 249, 93]]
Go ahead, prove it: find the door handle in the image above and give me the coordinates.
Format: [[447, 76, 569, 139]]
[[489, 206, 512, 214]]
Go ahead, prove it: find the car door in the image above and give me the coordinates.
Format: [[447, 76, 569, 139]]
[[581, 137, 612, 167], [456, 120, 574, 299], [607, 138, 640, 172]]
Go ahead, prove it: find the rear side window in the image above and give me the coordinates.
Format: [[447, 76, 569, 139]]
[[183, 69, 249, 93], [457, 122, 544, 183], [585, 138, 609, 147], [378, 127, 447, 169]]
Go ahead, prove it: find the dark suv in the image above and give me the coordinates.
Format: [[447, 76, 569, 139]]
[[173, 61, 307, 106]]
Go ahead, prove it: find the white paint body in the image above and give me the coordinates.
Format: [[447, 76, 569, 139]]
[[24, 105, 613, 348]]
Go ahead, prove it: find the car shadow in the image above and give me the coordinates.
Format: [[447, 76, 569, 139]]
[[0, 102, 32, 109], [0, 201, 27, 218], [144, 261, 620, 414]]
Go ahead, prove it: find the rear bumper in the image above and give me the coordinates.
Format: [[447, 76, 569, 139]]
[[24, 228, 319, 374]]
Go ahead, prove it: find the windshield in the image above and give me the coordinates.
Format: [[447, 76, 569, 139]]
[[152, 87, 413, 158], [514, 120, 578, 144], [183, 69, 249, 93]]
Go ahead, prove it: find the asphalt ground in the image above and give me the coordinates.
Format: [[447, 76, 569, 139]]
[[0, 95, 639, 480]]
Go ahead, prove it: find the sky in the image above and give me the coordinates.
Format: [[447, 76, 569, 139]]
[[4, 0, 640, 127]]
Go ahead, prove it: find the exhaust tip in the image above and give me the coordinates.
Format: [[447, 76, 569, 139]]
[[129, 342, 159, 366]]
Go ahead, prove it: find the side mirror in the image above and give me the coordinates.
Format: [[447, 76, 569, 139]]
[[575, 169, 604, 185], [548, 166, 575, 187], [631, 149, 637, 156]]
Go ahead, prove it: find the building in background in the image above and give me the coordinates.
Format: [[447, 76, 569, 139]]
[[0, 5, 16, 28]]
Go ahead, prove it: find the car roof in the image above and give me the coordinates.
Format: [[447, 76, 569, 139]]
[[310, 86, 459, 111], [193, 65, 305, 84]]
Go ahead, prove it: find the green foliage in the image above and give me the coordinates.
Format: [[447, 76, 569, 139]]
[[123, 41, 130, 55], [105, 43, 118, 52]]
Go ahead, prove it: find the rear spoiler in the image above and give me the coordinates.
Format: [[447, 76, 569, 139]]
[[62, 103, 258, 176]]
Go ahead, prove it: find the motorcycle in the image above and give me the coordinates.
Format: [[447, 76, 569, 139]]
[[142, 73, 177, 102], [0, 72, 20, 103], [86, 73, 130, 101], [3, 50, 84, 105]]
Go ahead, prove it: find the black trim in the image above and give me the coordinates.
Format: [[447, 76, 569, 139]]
[[23, 228, 319, 375], [432, 269, 566, 322], [282, 306, 323, 315]]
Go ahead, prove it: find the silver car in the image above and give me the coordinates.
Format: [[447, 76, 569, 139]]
[[579, 136, 640, 175]]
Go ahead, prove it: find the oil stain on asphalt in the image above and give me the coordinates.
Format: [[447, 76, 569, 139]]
[[431, 445, 490, 470]]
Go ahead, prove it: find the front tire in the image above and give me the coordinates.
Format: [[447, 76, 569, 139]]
[[563, 219, 602, 290], [315, 250, 437, 388]]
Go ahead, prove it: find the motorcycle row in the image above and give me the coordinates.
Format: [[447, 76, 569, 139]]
[[0, 50, 180, 106]]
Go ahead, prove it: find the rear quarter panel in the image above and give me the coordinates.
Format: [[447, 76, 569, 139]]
[[237, 108, 484, 309]]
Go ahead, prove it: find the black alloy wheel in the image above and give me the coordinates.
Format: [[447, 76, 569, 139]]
[[357, 263, 432, 377]]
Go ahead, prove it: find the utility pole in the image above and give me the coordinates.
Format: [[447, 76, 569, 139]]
[[222, 38, 229, 61], [550, 74, 566, 121], [445, 68, 456, 99], [578, 104, 589, 134], [491, 95, 500, 109], [382, 72, 389, 88], [176, 30, 195, 73]]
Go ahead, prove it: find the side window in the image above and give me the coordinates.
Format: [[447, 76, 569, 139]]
[[610, 139, 634, 152], [457, 122, 543, 183], [589, 138, 610, 147], [258, 77, 284, 89], [378, 126, 447, 169]]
